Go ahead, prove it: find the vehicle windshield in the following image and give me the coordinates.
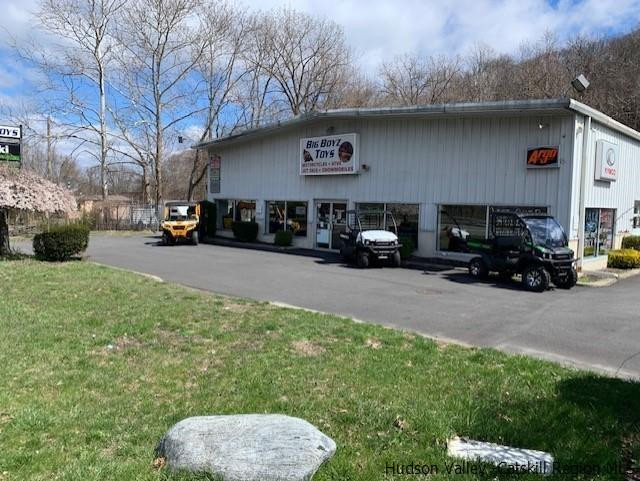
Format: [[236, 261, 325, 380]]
[[166, 205, 195, 221], [523, 216, 567, 248]]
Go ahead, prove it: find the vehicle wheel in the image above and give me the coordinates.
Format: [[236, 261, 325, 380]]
[[357, 251, 369, 268], [522, 265, 550, 292], [555, 267, 578, 289], [162, 232, 170, 246], [192, 231, 199, 246], [391, 250, 402, 267], [468, 257, 488, 279]]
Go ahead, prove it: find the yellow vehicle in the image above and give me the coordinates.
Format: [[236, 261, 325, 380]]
[[160, 201, 200, 246]]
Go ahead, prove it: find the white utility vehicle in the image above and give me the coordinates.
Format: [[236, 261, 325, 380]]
[[339, 210, 402, 268]]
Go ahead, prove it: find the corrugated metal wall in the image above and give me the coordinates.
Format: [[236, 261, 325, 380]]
[[571, 116, 640, 240], [208, 113, 577, 255]]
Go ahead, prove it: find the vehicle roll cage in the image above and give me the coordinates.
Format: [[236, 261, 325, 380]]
[[346, 209, 399, 234]]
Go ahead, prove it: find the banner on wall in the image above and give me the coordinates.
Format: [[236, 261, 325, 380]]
[[209, 154, 221, 193], [300, 133, 359, 175]]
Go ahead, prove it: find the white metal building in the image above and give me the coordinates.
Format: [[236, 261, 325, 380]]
[[200, 99, 640, 270]]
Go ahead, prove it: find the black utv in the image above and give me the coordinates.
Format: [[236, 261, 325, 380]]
[[466, 212, 577, 292]]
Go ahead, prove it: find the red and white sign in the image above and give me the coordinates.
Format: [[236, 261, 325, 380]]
[[595, 140, 618, 182], [300, 133, 359, 175]]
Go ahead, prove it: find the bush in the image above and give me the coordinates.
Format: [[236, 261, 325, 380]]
[[398, 236, 416, 259], [199, 201, 217, 238], [621, 235, 640, 250], [33, 223, 90, 261], [607, 249, 640, 269], [274, 230, 293, 246], [231, 221, 258, 242]]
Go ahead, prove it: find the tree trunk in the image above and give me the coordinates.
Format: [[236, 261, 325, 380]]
[[98, 57, 109, 201], [0, 208, 10, 257]]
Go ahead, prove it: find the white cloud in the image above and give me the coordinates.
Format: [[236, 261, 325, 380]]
[[252, 0, 640, 71], [2, 0, 639, 75]]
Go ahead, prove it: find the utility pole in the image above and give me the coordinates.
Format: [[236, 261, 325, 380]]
[[46, 116, 53, 179]]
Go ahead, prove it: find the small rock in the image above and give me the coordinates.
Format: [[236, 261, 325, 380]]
[[156, 414, 336, 481]]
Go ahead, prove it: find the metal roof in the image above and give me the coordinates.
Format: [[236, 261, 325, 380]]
[[195, 98, 640, 149]]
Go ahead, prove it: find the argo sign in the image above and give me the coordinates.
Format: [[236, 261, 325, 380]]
[[595, 139, 618, 182]]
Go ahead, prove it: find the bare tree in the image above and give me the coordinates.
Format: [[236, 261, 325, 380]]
[[252, 8, 351, 116], [27, 0, 126, 199], [112, 0, 206, 208], [185, 1, 249, 200], [380, 53, 462, 106]]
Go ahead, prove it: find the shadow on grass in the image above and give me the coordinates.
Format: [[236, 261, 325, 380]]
[[0, 250, 33, 261], [454, 373, 640, 479]]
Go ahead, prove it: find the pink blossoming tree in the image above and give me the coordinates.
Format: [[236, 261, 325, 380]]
[[0, 165, 78, 256]]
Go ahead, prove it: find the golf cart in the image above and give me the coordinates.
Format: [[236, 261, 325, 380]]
[[466, 212, 577, 292], [339, 209, 402, 268], [160, 201, 200, 246]]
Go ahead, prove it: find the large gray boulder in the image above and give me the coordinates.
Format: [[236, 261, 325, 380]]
[[156, 414, 336, 481]]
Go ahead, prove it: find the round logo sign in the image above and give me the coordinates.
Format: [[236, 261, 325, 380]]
[[606, 148, 616, 167]]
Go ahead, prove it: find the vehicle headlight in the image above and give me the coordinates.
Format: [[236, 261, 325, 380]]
[[544, 252, 552, 259], [364, 239, 370, 245]]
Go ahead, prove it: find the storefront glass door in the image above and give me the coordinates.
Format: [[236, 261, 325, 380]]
[[315, 201, 347, 250], [584, 208, 615, 257]]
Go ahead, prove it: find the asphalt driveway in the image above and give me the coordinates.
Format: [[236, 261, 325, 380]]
[[20, 233, 640, 378]]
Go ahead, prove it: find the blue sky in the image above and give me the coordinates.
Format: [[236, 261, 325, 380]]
[[1, 0, 639, 163]]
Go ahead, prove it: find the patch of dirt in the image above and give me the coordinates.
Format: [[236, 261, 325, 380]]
[[292, 340, 326, 357], [230, 339, 264, 352], [152, 457, 166, 470], [365, 338, 382, 349], [623, 434, 640, 481], [393, 415, 406, 430], [222, 301, 255, 314]]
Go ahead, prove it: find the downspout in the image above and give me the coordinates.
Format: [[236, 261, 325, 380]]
[[576, 114, 591, 271]]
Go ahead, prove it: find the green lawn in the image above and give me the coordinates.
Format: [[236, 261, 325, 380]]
[[0, 260, 638, 480]]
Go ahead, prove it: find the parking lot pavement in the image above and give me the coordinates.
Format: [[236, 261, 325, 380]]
[[16, 233, 640, 378]]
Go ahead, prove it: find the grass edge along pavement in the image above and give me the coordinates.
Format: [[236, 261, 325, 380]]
[[0, 260, 639, 481]]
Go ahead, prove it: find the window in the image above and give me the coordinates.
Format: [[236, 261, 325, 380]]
[[287, 201, 308, 237], [266, 201, 308, 237], [634, 201, 640, 229], [355, 202, 419, 247], [215, 199, 256, 229], [438, 205, 548, 251], [216, 199, 233, 230], [234, 200, 256, 222], [388, 203, 419, 247], [584, 208, 615, 257], [267, 201, 286, 233], [439, 205, 487, 251]]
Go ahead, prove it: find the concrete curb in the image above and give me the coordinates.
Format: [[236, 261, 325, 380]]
[[89, 261, 164, 283], [578, 267, 640, 287]]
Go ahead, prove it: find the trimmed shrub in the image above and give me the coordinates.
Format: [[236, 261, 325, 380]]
[[621, 235, 640, 250], [607, 249, 640, 269], [231, 221, 258, 242], [274, 230, 293, 247], [199, 201, 217, 238], [398, 236, 416, 260], [33, 223, 90, 261]]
